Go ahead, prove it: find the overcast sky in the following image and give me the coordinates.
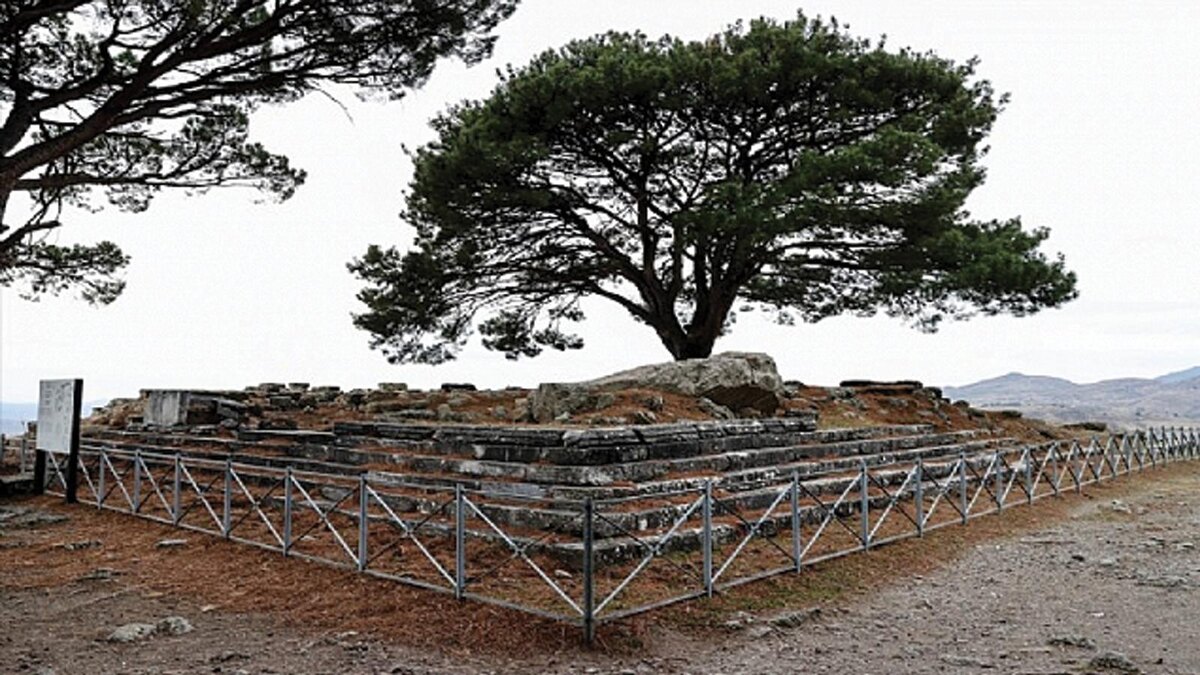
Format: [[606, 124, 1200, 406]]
[[2, 0, 1199, 405]]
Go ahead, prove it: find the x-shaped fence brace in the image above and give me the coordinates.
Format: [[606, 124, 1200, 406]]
[[461, 493, 583, 617], [361, 484, 456, 589]]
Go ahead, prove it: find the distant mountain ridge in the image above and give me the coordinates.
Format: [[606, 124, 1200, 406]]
[[0, 400, 107, 437], [944, 367, 1200, 427], [1157, 366, 1200, 384]]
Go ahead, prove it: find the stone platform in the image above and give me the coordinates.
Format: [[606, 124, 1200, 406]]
[[77, 413, 1028, 566]]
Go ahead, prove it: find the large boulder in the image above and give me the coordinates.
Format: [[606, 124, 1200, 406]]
[[530, 352, 785, 422]]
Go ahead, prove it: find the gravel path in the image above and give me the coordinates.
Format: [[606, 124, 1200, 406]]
[[3, 464, 1199, 674], [663, 465, 1200, 675]]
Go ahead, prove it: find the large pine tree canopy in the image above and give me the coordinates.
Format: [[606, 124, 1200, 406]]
[[0, 0, 517, 303], [352, 13, 1078, 364]]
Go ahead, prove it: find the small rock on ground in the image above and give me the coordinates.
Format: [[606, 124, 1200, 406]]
[[1089, 651, 1140, 673], [768, 607, 822, 628], [107, 623, 157, 643], [1048, 634, 1097, 650], [106, 616, 193, 643], [156, 616, 194, 636]]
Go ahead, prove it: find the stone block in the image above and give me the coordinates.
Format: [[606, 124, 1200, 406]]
[[144, 390, 190, 426]]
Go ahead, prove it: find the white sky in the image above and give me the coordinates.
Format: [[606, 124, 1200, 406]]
[[2, 0, 1199, 404]]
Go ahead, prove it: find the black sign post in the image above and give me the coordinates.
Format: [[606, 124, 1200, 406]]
[[65, 379, 84, 503], [32, 443, 46, 495], [35, 378, 84, 503]]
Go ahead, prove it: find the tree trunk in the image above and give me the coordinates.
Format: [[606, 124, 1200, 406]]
[[641, 280, 730, 361], [649, 316, 720, 361], [676, 338, 716, 360]]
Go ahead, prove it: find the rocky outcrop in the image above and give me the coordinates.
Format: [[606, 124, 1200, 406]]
[[530, 352, 785, 422]]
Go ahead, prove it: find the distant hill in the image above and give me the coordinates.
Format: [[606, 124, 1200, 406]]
[[0, 402, 38, 422], [1157, 366, 1200, 384], [944, 367, 1200, 428], [0, 400, 108, 438]]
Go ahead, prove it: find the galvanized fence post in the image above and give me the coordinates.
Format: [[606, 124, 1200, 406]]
[[914, 457, 924, 537], [1074, 443, 1083, 493], [791, 471, 802, 572], [357, 475, 369, 572], [132, 449, 142, 513], [993, 451, 1003, 513], [1024, 449, 1033, 505], [455, 483, 466, 601], [958, 451, 968, 524], [1099, 439, 1110, 480], [282, 466, 293, 556], [172, 453, 182, 525], [97, 447, 106, 509], [583, 497, 595, 645], [703, 480, 713, 597], [860, 460, 870, 550], [222, 458, 232, 538], [1110, 438, 1120, 478], [1051, 444, 1060, 497]]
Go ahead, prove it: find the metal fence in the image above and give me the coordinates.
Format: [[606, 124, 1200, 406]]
[[35, 427, 1199, 642]]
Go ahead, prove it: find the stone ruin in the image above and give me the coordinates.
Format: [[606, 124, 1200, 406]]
[[72, 352, 1006, 567], [88, 352, 825, 433]]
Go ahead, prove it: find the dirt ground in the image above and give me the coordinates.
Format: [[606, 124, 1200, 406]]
[[3, 462, 1199, 674]]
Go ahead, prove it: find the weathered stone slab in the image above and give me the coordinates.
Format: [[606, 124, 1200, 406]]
[[144, 390, 190, 426], [530, 352, 787, 421]]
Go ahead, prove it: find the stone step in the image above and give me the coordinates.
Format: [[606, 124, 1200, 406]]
[[83, 430, 1008, 520], [88, 422, 921, 469], [316, 428, 985, 486], [360, 445, 1019, 538], [77, 435, 1047, 564], [0, 473, 36, 497], [545, 437, 1009, 500], [80, 438, 365, 479], [327, 417, 887, 467]]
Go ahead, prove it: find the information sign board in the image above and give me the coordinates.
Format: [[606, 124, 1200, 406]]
[[36, 379, 78, 452]]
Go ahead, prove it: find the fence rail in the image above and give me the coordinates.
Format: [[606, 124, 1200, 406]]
[[33, 427, 1200, 642]]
